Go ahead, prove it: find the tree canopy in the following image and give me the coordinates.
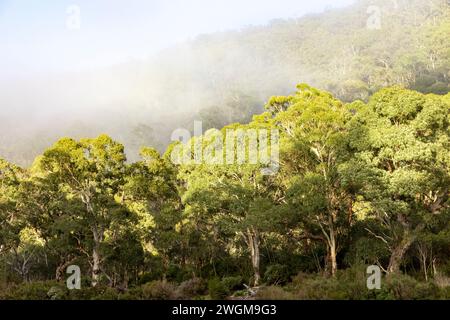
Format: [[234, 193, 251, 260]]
[[0, 85, 448, 300]]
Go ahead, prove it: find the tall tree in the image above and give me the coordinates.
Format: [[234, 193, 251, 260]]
[[38, 135, 127, 286], [270, 85, 354, 276], [178, 115, 283, 286], [124, 147, 183, 280], [346, 87, 450, 274]]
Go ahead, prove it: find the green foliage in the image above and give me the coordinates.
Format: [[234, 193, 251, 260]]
[[221, 276, 244, 292], [288, 270, 365, 300], [377, 274, 443, 300], [208, 278, 230, 300], [264, 265, 291, 286], [4, 0, 450, 170], [177, 278, 207, 298], [2, 281, 63, 300], [0, 84, 448, 300], [142, 281, 178, 300], [285, 269, 449, 300], [256, 286, 295, 300]]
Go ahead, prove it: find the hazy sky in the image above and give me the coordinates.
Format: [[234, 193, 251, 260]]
[[0, 0, 355, 78]]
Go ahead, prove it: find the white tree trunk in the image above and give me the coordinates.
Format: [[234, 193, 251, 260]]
[[92, 227, 102, 287], [247, 228, 261, 287]]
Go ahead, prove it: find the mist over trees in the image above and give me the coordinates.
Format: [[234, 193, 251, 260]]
[[0, 0, 449, 300], [0, 85, 449, 300], [1, 0, 449, 166]]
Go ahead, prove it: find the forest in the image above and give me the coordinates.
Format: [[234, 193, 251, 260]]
[[1, 0, 450, 166], [0, 85, 449, 300]]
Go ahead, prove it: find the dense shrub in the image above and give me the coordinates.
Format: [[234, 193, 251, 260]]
[[221, 276, 243, 292], [256, 286, 295, 300], [263, 265, 290, 286], [91, 287, 121, 300], [208, 278, 229, 300], [435, 274, 450, 288], [64, 286, 118, 300], [118, 287, 144, 300], [291, 267, 380, 300], [177, 278, 207, 298], [375, 274, 444, 300], [138, 272, 160, 285], [1, 270, 449, 300], [3, 281, 62, 300], [47, 286, 69, 300], [142, 281, 178, 300], [166, 264, 192, 283], [288, 269, 450, 300], [442, 286, 450, 299]]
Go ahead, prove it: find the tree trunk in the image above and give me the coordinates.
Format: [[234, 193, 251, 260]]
[[417, 243, 429, 282], [329, 238, 338, 277], [92, 227, 102, 287], [82, 194, 103, 287], [122, 270, 129, 290], [388, 222, 425, 274], [56, 256, 76, 282], [326, 216, 338, 277], [432, 258, 437, 277], [387, 234, 415, 274], [247, 228, 261, 287], [423, 258, 428, 282]]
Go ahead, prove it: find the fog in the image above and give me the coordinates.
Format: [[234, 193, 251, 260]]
[[0, 0, 389, 165], [1, 2, 358, 165], [0, 39, 298, 165]]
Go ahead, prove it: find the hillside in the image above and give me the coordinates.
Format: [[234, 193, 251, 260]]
[[1, 85, 449, 300], [1, 0, 449, 165]]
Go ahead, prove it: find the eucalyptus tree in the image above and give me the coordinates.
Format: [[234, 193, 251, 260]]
[[0, 159, 29, 280], [175, 108, 284, 286], [124, 147, 183, 279], [268, 84, 354, 276], [0, 159, 22, 256], [38, 135, 128, 286], [345, 87, 450, 274]]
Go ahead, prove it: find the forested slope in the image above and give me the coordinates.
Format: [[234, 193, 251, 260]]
[[0, 85, 449, 300], [1, 0, 449, 165]]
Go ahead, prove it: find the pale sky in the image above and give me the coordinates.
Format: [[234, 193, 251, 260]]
[[0, 0, 355, 78]]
